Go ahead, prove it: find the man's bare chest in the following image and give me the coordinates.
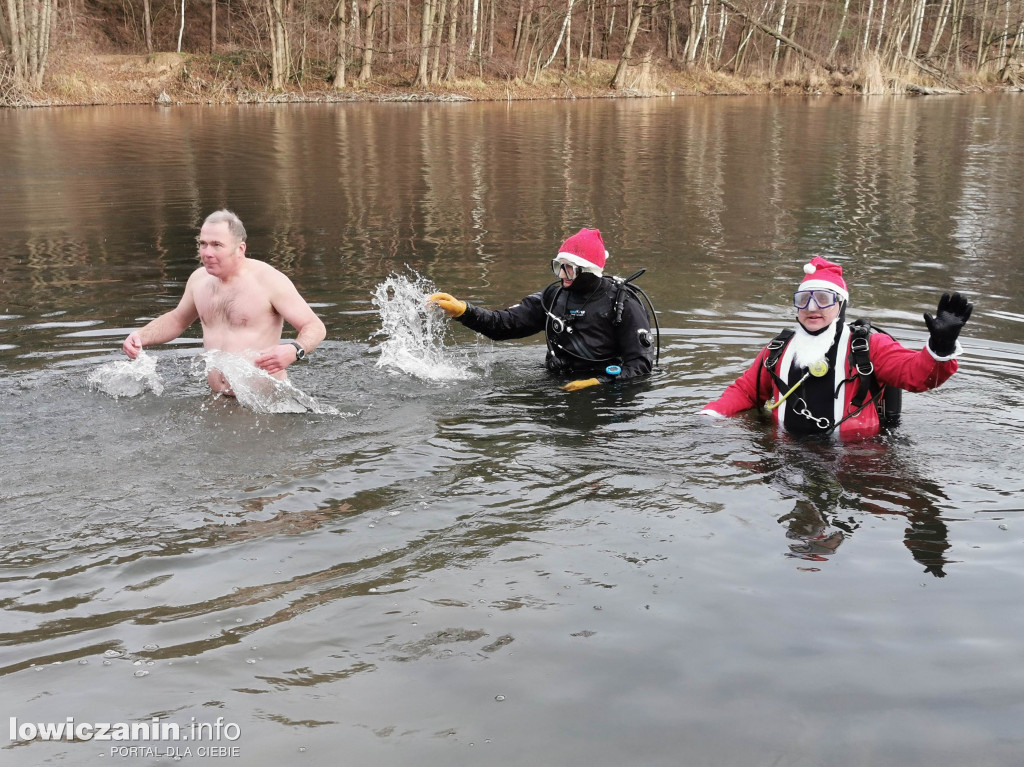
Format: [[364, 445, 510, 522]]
[[195, 281, 275, 328]]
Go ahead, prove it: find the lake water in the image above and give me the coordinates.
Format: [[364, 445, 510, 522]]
[[1, 94, 1023, 766]]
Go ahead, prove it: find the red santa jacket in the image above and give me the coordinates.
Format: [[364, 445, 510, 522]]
[[704, 323, 960, 440]]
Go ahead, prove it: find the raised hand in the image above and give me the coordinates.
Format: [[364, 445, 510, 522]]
[[924, 292, 973, 357]]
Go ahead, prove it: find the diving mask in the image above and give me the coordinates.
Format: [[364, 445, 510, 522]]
[[794, 290, 840, 310], [552, 260, 581, 280]]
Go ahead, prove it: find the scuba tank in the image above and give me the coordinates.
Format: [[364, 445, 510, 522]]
[[611, 269, 660, 367], [848, 319, 902, 427]]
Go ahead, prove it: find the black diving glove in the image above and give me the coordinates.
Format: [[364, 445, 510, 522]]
[[923, 292, 973, 357]]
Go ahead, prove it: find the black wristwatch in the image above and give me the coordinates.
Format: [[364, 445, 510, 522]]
[[286, 340, 307, 361]]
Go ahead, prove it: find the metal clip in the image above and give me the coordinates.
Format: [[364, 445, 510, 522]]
[[793, 398, 832, 430]]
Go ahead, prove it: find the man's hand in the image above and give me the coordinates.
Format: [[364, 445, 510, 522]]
[[924, 291, 973, 357], [255, 344, 297, 375], [428, 292, 467, 318], [123, 331, 143, 359], [561, 378, 601, 392]]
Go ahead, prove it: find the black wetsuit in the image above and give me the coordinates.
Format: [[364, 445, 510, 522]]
[[456, 273, 653, 383]]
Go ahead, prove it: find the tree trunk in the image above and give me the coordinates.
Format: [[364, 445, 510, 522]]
[[488, 0, 495, 56], [360, 0, 377, 80], [666, 0, 677, 61], [4, 0, 55, 87], [828, 0, 851, 61], [925, 0, 951, 59], [430, 0, 447, 82], [143, 0, 154, 53], [611, 0, 645, 88], [332, 0, 348, 88], [861, 0, 874, 55], [685, 0, 708, 64], [443, 0, 458, 79], [211, 0, 217, 53], [468, 0, 479, 55], [905, 0, 926, 59], [266, 0, 290, 88], [874, 0, 889, 54], [543, 0, 576, 69], [177, 0, 186, 53], [414, 0, 434, 86], [772, 0, 787, 73]]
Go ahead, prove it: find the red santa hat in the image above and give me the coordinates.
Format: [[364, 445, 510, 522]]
[[800, 256, 848, 301], [555, 228, 608, 276]]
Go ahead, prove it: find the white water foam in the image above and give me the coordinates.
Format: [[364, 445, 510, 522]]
[[371, 273, 477, 382], [88, 350, 165, 397], [192, 350, 341, 415]]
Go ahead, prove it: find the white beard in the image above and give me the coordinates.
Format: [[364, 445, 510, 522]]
[[790, 319, 840, 370]]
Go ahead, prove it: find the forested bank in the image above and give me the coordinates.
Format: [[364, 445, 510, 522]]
[[2, 0, 1022, 106]]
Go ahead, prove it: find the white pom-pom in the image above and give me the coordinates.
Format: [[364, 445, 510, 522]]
[[803, 263, 816, 274]]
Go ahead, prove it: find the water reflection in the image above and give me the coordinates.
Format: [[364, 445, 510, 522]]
[[739, 432, 953, 575]]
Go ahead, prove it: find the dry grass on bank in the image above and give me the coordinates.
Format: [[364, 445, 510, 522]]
[[3, 47, 1015, 108]]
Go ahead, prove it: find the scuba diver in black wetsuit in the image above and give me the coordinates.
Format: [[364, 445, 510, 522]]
[[428, 228, 658, 391]]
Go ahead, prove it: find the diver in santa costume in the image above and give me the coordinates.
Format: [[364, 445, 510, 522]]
[[428, 228, 656, 391], [702, 256, 973, 439]]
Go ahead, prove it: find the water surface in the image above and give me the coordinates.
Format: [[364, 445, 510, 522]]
[[2, 94, 1023, 766]]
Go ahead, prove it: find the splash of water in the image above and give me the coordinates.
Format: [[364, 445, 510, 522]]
[[371, 273, 477, 381], [192, 351, 340, 415], [88, 350, 165, 397]]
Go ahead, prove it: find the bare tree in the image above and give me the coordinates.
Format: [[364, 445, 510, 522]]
[[828, 0, 851, 60], [332, 0, 349, 88], [266, 0, 290, 88], [430, 0, 447, 82], [543, 0, 576, 69], [468, 0, 480, 55], [666, 0, 678, 60], [177, 0, 186, 53], [360, 0, 379, 80], [143, 0, 154, 53], [414, 0, 435, 86], [443, 0, 459, 80], [611, 0, 646, 87], [2, 0, 56, 88], [685, 0, 709, 65]]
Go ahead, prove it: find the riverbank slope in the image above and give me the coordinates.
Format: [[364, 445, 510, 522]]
[[8, 48, 1016, 108]]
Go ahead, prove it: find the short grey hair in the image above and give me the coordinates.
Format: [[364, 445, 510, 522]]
[[203, 209, 247, 244]]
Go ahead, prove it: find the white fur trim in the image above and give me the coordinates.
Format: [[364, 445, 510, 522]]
[[926, 339, 963, 362], [555, 252, 604, 276], [799, 278, 849, 302], [776, 322, 848, 439]]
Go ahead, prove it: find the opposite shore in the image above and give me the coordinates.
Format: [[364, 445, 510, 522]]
[[5, 51, 1022, 109]]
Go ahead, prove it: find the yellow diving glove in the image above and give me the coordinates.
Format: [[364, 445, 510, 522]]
[[561, 378, 601, 392], [428, 292, 467, 318]]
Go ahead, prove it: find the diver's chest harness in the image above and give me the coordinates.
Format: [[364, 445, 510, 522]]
[[759, 319, 901, 434], [541, 270, 660, 369]]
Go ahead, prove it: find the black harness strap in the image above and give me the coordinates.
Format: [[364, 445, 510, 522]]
[[757, 328, 795, 409], [847, 319, 880, 410]]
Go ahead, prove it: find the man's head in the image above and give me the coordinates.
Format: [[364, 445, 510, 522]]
[[203, 209, 247, 244], [552, 228, 607, 287], [199, 210, 247, 278], [794, 256, 847, 333]]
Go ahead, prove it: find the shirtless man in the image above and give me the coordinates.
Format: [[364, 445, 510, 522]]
[[122, 210, 326, 394]]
